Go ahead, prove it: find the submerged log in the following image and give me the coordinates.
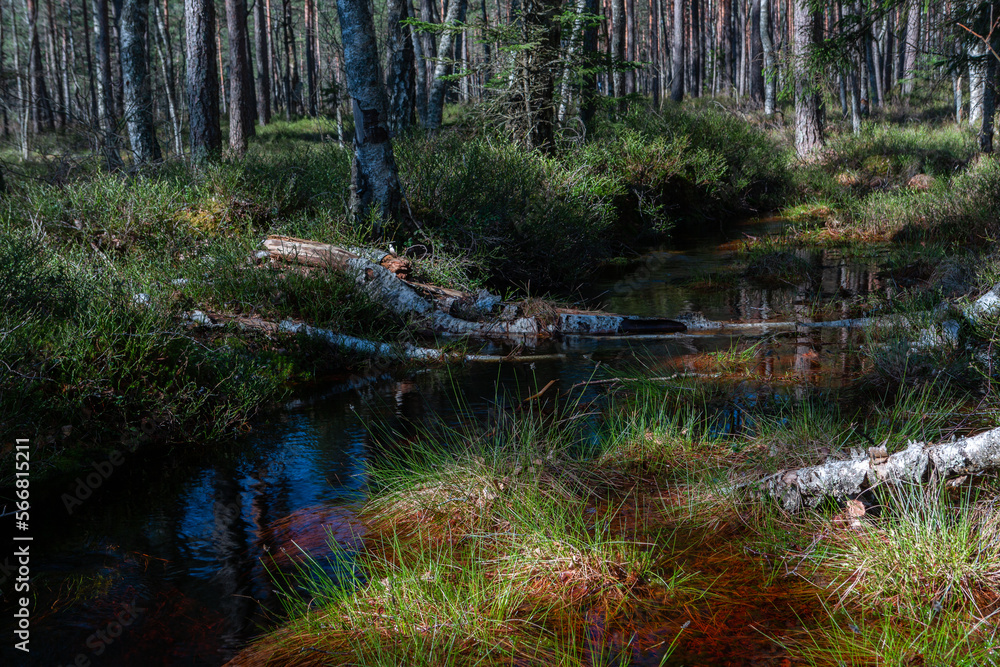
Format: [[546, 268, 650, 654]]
[[758, 426, 1000, 512], [191, 311, 563, 363], [263, 236, 688, 338]]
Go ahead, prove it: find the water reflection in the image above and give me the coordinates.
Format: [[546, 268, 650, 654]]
[[2, 220, 890, 666]]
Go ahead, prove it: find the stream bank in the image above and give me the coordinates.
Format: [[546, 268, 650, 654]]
[[9, 215, 1000, 666]]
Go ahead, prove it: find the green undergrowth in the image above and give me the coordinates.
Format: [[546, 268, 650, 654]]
[[785, 122, 1000, 247], [0, 228, 404, 483], [230, 366, 1000, 666]]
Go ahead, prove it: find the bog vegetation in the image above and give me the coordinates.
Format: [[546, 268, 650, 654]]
[[3, 0, 1000, 662]]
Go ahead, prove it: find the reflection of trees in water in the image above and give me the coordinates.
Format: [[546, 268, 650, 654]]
[[211, 469, 254, 655]]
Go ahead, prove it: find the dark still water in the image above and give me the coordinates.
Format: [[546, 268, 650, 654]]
[[1, 219, 893, 666]]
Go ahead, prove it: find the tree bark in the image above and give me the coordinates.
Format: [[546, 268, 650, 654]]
[[760, 0, 775, 114], [900, 0, 919, 97], [26, 0, 55, 132], [385, 0, 416, 134], [419, 0, 437, 123], [226, 0, 255, 156], [185, 0, 221, 158], [793, 0, 823, 159], [336, 0, 404, 234], [304, 0, 318, 116], [611, 0, 626, 101], [979, 52, 995, 153], [93, 0, 123, 167], [970, 43, 985, 125], [120, 0, 161, 164], [579, 0, 599, 129], [426, 0, 468, 131], [410, 0, 427, 126], [759, 427, 1000, 512], [253, 0, 270, 125], [671, 0, 683, 101], [749, 0, 763, 104], [151, 0, 182, 155], [558, 0, 589, 123]]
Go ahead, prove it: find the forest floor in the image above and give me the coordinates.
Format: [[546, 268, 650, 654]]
[[5, 99, 1000, 663]]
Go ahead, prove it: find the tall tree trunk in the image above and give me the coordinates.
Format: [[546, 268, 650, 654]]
[[26, 0, 54, 132], [793, 0, 823, 158], [558, 0, 589, 123], [650, 0, 660, 106], [385, 0, 415, 134], [580, 0, 599, 129], [83, 0, 98, 123], [426, 0, 467, 131], [152, 0, 182, 154], [226, 0, 254, 155], [611, 0, 626, 100], [120, 0, 161, 163], [900, 0, 918, 97], [690, 0, 701, 97], [970, 42, 985, 125], [419, 0, 437, 119], [522, 0, 561, 151], [760, 0, 774, 113], [336, 0, 403, 233], [671, 0, 683, 100], [626, 0, 636, 94], [185, 0, 221, 158], [749, 0, 763, 104], [304, 0, 317, 116], [980, 52, 996, 153], [93, 0, 122, 167], [253, 0, 271, 124], [410, 0, 427, 125], [46, 0, 65, 128]]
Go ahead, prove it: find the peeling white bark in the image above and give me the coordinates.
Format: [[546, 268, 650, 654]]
[[759, 427, 1000, 512]]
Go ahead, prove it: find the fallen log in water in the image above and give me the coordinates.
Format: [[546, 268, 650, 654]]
[[262, 236, 687, 338], [758, 426, 1000, 512], [191, 311, 565, 363]]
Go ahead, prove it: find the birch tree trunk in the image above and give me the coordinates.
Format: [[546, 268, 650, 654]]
[[336, 0, 404, 233], [185, 0, 221, 158], [557, 0, 588, 124], [979, 53, 995, 153], [385, 0, 415, 135], [970, 43, 985, 125], [900, 0, 919, 97], [793, 0, 823, 158], [760, 0, 774, 114]]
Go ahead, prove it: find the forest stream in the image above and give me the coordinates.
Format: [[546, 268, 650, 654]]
[[2, 218, 901, 666]]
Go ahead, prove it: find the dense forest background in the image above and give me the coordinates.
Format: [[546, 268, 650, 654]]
[[1, 0, 998, 167]]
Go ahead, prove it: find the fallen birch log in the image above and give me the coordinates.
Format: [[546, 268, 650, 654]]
[[758, 426, 1000, 512], [262, 236, 686, 338], [189, 311, 564, 363]]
